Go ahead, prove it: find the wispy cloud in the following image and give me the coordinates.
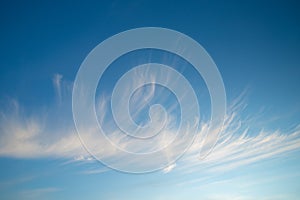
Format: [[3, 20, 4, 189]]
[[19, 187, 61, 199], [52, 73, 73, 106], [0, 176, 35, 189], [162, 163, 176, 174], [81, 167, 110, 175], [0, 72, 300, 175], [178, 104, 300, 174], [52, 74, 63, 104]]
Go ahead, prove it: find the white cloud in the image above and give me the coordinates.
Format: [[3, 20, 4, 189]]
[[162, 163, 176, 173], [0, 72, 300, 175], [19, 187, 61, 200], [0, 176, 35, 189], [81, 167, 110, 175], [177, 100, 300, 174], [52, 74, 63, 104]]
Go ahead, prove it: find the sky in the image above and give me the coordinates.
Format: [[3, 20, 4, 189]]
[[0, 0, 300, 199]]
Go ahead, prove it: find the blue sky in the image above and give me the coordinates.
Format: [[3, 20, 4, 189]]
[[1, 0, 300, 199]]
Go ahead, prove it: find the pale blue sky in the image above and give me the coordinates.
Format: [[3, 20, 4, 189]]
[[0, 0, 300, 199]]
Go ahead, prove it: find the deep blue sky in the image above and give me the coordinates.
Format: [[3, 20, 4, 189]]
[[1, 0, 300, 119], [1, 1, 300, 199]]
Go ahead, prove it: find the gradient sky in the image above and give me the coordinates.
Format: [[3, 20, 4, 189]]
[[1, 1, 300, 200]]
